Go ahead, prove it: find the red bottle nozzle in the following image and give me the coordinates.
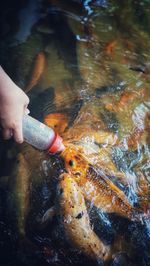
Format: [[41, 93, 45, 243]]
[[48, 133, 64, 153]]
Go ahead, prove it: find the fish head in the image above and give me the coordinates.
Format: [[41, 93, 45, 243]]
[[60, 144, 89, 180]]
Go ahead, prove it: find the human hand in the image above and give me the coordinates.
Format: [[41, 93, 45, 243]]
[[0, 66, 29, 143]]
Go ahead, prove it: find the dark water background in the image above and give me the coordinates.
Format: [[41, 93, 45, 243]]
[[0, 0, 150, 265]]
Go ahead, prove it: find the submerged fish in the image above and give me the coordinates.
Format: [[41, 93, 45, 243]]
[[25, 51, 46, 92]]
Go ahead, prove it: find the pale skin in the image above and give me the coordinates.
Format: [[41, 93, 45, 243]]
[[0, 66, 29, 143]]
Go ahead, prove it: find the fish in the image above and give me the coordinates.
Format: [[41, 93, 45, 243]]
[[105, 40, 117, 55], [7, 153, 31, 236], [25, 51, 45, 92], [61, 145, 137, 220], [58, 173, 112, 261], [44, 113, 69, 135]]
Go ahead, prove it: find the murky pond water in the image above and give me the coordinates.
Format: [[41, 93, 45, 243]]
[[0, 0, 150, 265]]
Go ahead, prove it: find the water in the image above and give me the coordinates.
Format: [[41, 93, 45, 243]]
[[0, 0, 150, 265]]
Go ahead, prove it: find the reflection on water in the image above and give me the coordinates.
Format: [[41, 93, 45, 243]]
[[0, 0, 150, 265]]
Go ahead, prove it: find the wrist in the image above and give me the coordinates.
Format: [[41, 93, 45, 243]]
[[0, 66, 16, 96]]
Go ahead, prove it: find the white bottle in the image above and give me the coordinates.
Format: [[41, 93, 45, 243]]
[[22, 114, 64, 153]]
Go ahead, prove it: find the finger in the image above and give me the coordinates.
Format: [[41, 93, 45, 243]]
[[13, 121, 23, 144], [3, 129, 13, 140], [24, 108, 30, 115], [24, 96, 30, 108]]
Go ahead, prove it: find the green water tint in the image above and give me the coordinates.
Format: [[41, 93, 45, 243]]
[[0, 0, 150, 265]]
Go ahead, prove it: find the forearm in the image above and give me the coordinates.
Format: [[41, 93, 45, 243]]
[[0, 66, 15, 96]]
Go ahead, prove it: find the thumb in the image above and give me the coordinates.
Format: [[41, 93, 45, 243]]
[[24, 108, 30, 115]]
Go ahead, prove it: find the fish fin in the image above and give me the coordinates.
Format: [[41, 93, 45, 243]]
[[41, 206, 56, 225]]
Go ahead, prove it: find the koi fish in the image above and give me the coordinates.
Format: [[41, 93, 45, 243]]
[[25, 51, 45, 92], [58, 173, 112, 261]]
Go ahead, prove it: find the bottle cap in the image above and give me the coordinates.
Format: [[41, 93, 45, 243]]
[[48, 134, 64, 153]]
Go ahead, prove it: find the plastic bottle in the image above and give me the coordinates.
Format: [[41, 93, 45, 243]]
[[22, 114, 64, 153]]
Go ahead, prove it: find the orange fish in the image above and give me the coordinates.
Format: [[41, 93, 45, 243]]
[[105, 41, 117, 55], [44, 113, 68, 135], [117, 91, 143, 109], [58, 173, 112, 261], [61, 145, 135, 220], [25, 51, 45, 92], [127, 127, 144, 148]]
